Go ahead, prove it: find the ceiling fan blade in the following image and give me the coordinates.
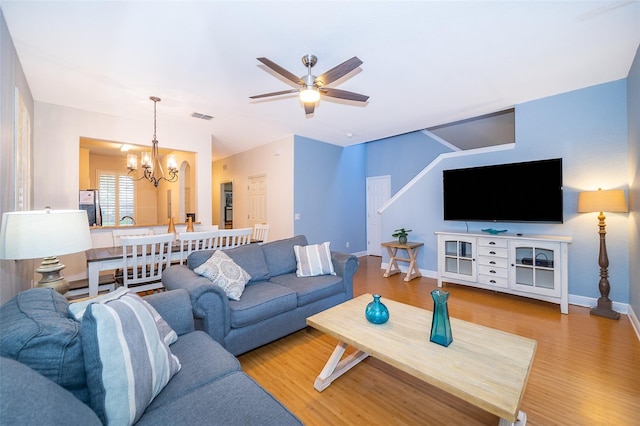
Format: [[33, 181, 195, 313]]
[[315, 56, 363, 86], [257, 57, 303, 85], [304, 102, 315, 115], [250, 89, 299, 99], [320, 88, 369, 102]]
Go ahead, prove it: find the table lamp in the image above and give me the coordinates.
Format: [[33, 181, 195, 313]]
[[0, 208, 93, 295], [577, 188, 628, 320]]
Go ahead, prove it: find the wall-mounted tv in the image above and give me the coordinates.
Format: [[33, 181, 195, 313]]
[[443, 158, 563, 223]]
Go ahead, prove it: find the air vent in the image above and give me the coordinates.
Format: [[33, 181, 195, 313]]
[[191, 112, 214, 120]]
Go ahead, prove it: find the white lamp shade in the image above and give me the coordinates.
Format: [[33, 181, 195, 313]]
[[299, 87, 320, 103], [0, 209, 93, 260], [577, 188, 628, 213]]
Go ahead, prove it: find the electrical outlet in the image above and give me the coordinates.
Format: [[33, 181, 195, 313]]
[[346, 241, 350, 248], [294, 213, 301, 220]]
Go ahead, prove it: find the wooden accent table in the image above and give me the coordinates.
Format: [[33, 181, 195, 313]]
[[306, 294, 537, 425], [381, 241, 424, 281]]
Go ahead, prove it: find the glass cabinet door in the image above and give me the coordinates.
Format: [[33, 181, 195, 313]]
[[443, 237, 475, 279], [511, 242, 559, 296]]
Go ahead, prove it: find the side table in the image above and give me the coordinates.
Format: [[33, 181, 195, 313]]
[[381, 241, 424, 282]]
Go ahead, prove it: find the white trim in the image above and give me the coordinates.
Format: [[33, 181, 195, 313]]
[[421, 129, 461, 152], [628, 304, 640, 342], [377, 143, 516, 214], [568, 294, 629, 315]]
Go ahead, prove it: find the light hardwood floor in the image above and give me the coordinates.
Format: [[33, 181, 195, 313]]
[[238, 256, 640, 425]]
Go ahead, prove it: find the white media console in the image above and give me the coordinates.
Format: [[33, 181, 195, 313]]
[[436, 232, 572, 314]]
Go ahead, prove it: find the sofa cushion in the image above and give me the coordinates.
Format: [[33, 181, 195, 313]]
[[0, 288, 89, 404], [261, 235, 308, 276], [146, 331, 241, 412], [223, 243, 271, 284], [68, 287, 178, 345], [82, 294, 182, 425], [269, 273, 345, 306], [137, 372, 302, 426], [229, 283, 297, 328], [194, 250, 251, 300], [0, 357, 102, 426], [294, 242, 336, 277]]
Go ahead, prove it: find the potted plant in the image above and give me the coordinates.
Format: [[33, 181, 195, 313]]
[[392, 228, 412, 244]]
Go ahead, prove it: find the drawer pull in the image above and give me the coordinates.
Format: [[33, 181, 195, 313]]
[[489, 251, 496, 255], [490, 270, 496, 274], [490, 280, 496, 284], [490, 261, 496, 265], [489, 241, 496, 245]]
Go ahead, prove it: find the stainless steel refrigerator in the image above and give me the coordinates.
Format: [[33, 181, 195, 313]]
[[79, 190, 102, 226]]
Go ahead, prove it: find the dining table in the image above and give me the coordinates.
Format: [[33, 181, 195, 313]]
[[84, 238, 262, 297]]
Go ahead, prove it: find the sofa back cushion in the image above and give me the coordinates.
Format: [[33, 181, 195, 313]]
[[0, 288, 89, 404], [261, 235, 308, 277], [223, 243, 271, 284], [188, 244, 271, 284]]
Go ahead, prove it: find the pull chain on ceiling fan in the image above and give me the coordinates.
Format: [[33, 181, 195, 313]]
[[250, 54, 369, 115]]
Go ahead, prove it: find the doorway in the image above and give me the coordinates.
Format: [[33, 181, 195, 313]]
[[366, 175, 390, 256], [221, 182, 233, 229]]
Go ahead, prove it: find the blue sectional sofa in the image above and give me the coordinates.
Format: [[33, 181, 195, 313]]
[[162, 235, 359, 355], [0, 288, 302, 425]]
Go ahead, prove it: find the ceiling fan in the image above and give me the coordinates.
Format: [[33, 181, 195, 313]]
[[250, 54, 369, 115]]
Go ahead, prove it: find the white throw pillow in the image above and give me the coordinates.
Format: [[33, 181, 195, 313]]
[[294, 242, 336, 277], [193, 250, 251, 300]]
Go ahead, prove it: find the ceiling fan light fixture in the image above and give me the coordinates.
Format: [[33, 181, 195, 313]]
[[299, 86, 320, 103]]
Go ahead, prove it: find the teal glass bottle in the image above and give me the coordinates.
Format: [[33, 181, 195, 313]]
[[430, 289, 453, 347], [365, 294, 389, 324]]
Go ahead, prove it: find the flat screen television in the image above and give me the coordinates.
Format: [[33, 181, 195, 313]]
[[443, 158, 563, 223]]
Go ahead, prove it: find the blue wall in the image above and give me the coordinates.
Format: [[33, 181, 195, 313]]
[[368, 79, 630, 303], [366, 131, 452, 193], [627, 44, 640, 317], [293, 136, 366, 252]]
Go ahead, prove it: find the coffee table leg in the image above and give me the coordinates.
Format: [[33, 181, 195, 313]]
[[498, 410, 527, 426], [314, 341, 369, 392]]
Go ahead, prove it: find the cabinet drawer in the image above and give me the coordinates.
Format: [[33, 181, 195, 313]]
[[478, 256, 508, 268], [478, 274, 509, 288], [478, 264, 508, 278], [477, 246, 508, 258], [478, 237, 508, 249]]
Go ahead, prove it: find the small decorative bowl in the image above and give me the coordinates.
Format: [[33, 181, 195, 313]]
[[481, 228, 508, 235]]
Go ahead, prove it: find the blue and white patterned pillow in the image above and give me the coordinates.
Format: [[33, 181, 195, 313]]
[[193, 250, 251, 300], [81, 292, 181, 425], [293, 242, 336, 277]]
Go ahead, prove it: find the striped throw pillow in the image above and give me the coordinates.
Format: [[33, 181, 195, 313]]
[[81, 293, 181, 425], [294, 242, 336, 277], [69, 288, 177, 346]]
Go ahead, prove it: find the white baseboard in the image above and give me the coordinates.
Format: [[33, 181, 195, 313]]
[[628, 305, 640, 342], [379, 262, 437, 279]]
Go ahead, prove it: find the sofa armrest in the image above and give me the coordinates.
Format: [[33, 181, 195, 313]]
[[144, 289, 195, 336], [162, 265, 231, 345], [331, 251, 359, 300]]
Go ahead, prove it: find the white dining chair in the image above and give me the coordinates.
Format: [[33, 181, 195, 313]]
[[177, 230, 220, 265], [111, 228, 153, 247], [218, 228, 253, 249], [252, 223, 270, 243], [118, 233, 175, 293]]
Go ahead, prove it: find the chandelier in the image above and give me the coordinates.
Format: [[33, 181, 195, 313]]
[[126, 96, 178, 187]]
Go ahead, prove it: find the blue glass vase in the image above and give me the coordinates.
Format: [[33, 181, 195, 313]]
[[430, 289, 453, 347], [365, 294, 389, 324]]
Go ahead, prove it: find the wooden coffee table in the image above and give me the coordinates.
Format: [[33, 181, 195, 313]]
[[306, 294, 537, 425]]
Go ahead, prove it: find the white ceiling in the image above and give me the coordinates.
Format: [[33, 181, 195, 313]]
[[1, 1, 639, 160]]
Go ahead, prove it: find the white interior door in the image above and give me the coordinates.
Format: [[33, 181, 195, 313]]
[[248, 175, 267, 228], [366, 175, 390, 256]]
